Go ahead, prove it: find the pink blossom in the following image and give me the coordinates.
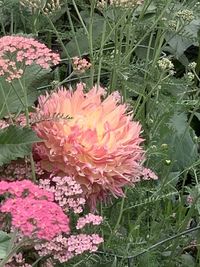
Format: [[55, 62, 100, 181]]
[[0, 160, 44, 181], [142, 168, 158, 180], [76, 213, 103, 229], [0, 180, 53, 201], [33, 83, 147, 208], [72, 57, 91, 73], [0, 36, 60, 82], [5, 253, 32, 267], [0, 180, 70, 240], [39, 175, 85, 213], [0, 119, 9, 129], [1, 197, 70, 240], [35, 233, 103, 263], [187, 195, 193, 205]]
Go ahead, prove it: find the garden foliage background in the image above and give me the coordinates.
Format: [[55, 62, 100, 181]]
[[0, 0, 200, 266]]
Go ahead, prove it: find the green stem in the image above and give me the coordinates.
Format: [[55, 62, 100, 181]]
[[107, 189, 127, 245], [0, 84, 13, 123], [65, 0, 81, 57], [44, 13, 71, 60], [18, 79, 36, 182], [97, 21, 107, 86]]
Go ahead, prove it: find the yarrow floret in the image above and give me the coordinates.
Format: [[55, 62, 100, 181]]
[[0, 35, 60, 82]]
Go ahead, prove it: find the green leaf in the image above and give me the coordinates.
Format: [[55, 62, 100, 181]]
[[165, 19, 200, 58], [0, 231, 11, 259], [65, 12, 110, 57], [0, 125, 41, 166], [165, 112, 198, 170], [0, 65, 51, 119]]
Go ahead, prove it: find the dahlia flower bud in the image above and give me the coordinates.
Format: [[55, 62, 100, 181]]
[[33, 83, 155, 208]]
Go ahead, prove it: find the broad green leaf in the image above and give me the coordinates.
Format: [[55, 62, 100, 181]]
[[0, 231, 11, 259], [165, 19, 200, 58], [0, 65, 51, 119], [0, 125, 41, 166], [64, 12, 110, 57], [165, 112, 198, 170]]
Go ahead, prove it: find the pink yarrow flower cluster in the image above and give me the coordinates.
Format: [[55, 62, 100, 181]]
[[0, 180, 70, 240], [72, 57, 91, 73], [35, 233, 103, 263], [37, 175, 104, 263], [0, 160, 44, 181], [32, 83, 157, 208], [0, 35, 60, 82], [5, 252, 31, 267], [76, 213, 103, 229], [39, 176, 86, 213], [0, 179, 53, 200]]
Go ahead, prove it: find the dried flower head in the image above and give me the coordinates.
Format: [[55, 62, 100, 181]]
[[0, 35, 60, 82], [98, 0, 143, 8], [175, 9, 194, 23], [33, 83, 153, 208], [158, 58, 174, 71], [20, 0, 61, 14]]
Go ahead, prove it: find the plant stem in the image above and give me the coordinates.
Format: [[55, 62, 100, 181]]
[[18, 79, 36, 182]]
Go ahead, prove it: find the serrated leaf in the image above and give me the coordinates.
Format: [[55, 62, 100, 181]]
[[0, 231, 11, 259], [0, 126, 41, 166]]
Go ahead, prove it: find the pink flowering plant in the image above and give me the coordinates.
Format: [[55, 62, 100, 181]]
[[2, 0, 200, 266], [0, 43, 158, 265]]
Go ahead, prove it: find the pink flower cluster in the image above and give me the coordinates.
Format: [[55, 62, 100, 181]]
[[72, 57, 91, 73], [39, 176, 86, 213], [142, 168, 158, 180], [5, 253, 31, 267], [0, 160, 44, 181], [1, 197, 69, 240], [0, 35, 60, 82], [37, 175, 104, 263], [0, 119, 9, 129], [0, 180, 53, 200], [76, 213, 103, 229], [0, 180, 70, 240], [35, 233, 103, 263]]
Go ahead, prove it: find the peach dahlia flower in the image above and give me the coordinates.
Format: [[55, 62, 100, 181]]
[[33, 83, 146, 207]]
